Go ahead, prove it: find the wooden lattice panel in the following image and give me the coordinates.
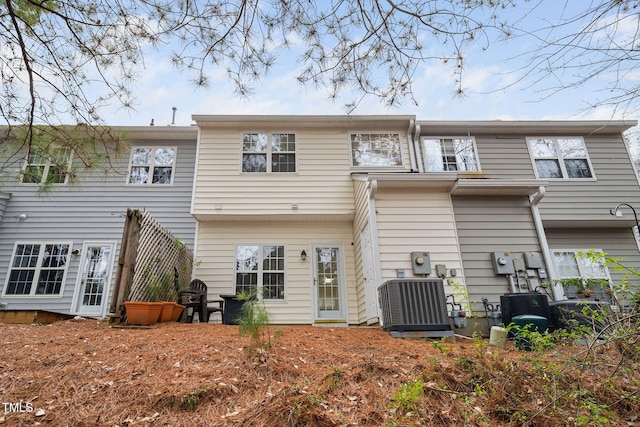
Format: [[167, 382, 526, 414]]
[[128, 210, 193, 302]]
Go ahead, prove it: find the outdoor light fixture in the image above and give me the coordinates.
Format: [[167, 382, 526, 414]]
[[300, 250, 307, 261], [610, 202, 640, 232]]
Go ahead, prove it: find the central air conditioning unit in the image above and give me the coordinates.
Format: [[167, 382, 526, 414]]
[[378, 279, 453, 338]]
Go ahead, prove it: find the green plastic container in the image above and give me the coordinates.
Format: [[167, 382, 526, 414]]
[[511, 314, 549, 351]]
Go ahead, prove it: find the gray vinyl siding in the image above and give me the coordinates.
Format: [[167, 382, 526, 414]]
[[473, 134, 537, 179], [470, 131, 640, 223], [0, 192, 10, 226], [546, 228, 640, 294], [536, 134, 640, 223], [452, 195, 543, 313], [0, 128, 197, 314]]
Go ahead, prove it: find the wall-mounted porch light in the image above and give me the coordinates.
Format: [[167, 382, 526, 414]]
[[300, 250, 307, 261], [610, 202, 640, 231]]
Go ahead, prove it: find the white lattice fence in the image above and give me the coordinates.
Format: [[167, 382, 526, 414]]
[[127, 210, 193, 302]]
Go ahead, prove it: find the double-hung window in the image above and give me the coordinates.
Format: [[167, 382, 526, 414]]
[[235, 244, 285, 300], [3, 242, 71, 296], [242, 133, 296, 173], [350, 133, 402, 167], [528, 137, 594, 179], [21, 147, 72, 184], [128, 147, 176, 185], [552, 249, 611, 299], [422, 137, 479, 172]]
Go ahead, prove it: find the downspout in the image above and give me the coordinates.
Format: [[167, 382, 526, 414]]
[[407, 119, 418, 171], [529, 186, 564, 300], [413, 123, 424, 173], [367, 179, 383, 324]]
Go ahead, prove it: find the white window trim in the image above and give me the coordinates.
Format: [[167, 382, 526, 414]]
[[2, 241, 72, 298], [420, 136, 481, 173], [240, 132, 298, 174], [70, 241, 117, 317], [551, 248, 611, 279], [126, 146, 177, 186], [526, 137, 597, 181], [20, 148, 72, 186], [349, 132, 405, 169], [234, 243, 287, 301]]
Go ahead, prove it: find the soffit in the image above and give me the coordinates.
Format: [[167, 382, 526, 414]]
[[450, 179, 547, 196], [193, 115, 415, 131], [416, 120, 637, 136]]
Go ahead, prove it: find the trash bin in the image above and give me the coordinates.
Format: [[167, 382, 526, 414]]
[[511, 314, 549, 351], [220, 294, 243, 325]]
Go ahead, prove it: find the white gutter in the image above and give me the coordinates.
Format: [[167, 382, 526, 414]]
[[407, 119, 417, 171], [529, 186, 564, 300], [367, 179, 383, 324], [413, 123, 424, 172]]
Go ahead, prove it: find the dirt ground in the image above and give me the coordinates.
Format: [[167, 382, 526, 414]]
[[1, 318, 639, 426]]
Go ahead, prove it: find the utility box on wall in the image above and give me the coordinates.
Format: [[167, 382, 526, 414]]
[[491, 251, 515, 275], [524, 252, 544, 269], [410, 252, 431, 275]]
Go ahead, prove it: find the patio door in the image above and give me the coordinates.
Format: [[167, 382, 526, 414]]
[[73, 242, 115, 317], [312, 245, 346, 322]]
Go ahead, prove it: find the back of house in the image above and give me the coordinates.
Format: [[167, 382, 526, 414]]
[[0, 125, 197, 319], [190, 116, 640, 328]]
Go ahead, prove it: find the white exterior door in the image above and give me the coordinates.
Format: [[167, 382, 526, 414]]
[[360, 222, 379, 322], [73, 242, 115, 317], [312, 245, 346, 322]]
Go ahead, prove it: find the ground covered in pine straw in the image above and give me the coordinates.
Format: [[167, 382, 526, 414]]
[[1, 318, 639, 426]]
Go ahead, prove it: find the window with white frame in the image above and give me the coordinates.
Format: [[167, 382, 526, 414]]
[[235, 244, 285, 300], [128, 147, 176, 185], [422, 137, 479, 172], [242, 133, 296, 173], [552, 249, 611, 298], [350, 133, 402, 167], [528, 137, 594, 179], [21, 147, 72, 184], [4, 243, 70, 296]]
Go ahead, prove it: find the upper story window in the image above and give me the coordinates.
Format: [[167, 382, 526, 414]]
[[350, 133, 402, 167], [3, 242, 70, 296], [422, 137, 479, 172], [128, 147, 176, 185], [242, 133, 297, 173], [528, 137, 594, 179], [235, 244, 285, 300], [21, 147, 72, 184]]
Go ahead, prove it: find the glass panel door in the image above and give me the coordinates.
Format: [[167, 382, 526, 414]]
[[313, 246, 345, 320], [74, 243, 114, 317]]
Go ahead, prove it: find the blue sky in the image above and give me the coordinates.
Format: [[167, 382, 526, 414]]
[[103, 0, 639, 147]]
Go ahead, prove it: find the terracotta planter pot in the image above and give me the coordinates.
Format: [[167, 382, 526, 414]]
[[171, 304, 186, 322], [150, 302, 165, 323], [124, 302, 163, 326], [160, 302, 176, 322]]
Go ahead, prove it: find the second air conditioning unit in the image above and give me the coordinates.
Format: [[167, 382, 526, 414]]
[[378, 279, 453, 338]]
